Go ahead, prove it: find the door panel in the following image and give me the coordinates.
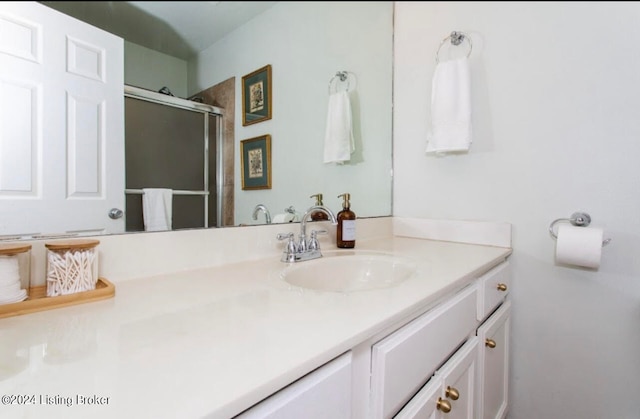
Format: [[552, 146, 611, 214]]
[[0, 2, 124, 237]]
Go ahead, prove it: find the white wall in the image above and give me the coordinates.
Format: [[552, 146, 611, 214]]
[[394, 2, 640, 418], [124, 41, 188, 98], [190, 2, 393, 225]]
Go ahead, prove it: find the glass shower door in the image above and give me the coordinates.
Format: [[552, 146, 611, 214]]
[[124, 96, 214, 231]]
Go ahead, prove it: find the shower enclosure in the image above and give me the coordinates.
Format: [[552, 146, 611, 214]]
[[123, 85, 224, 231]]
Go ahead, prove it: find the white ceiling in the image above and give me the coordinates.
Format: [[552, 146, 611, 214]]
[[41, 1, 278, 60]]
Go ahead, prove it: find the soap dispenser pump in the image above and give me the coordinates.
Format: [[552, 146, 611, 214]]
[[336, 193, 356, 248], [310, 193, 329, 221]]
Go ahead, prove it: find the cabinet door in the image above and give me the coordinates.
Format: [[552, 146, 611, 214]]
[[395, 338, 478, 419], [393, 376, 441, 419], [476, 300, 511, 419], [436, 337, 478, 419], [235, 352, 352, 419]]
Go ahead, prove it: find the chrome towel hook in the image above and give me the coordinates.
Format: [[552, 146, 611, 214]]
[[450, 31, 466, 46], [328, 71, 355, 93], [548, 212, 611, 246], [436, 31, 473, 63]]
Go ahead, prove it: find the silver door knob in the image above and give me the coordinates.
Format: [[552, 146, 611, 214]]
[[109, 208, 124, 219]]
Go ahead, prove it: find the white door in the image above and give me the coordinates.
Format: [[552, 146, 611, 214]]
[[0, 2, 124, 237]]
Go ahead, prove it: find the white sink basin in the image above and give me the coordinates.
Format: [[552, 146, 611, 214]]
[[277, 251, 417, 293]]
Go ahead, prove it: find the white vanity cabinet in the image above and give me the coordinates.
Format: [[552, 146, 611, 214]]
[[371, 260, 512, 419], [235, 259, 511, 419], [235, 351, 352, 419]]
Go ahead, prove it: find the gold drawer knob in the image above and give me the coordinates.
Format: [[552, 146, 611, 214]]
[[446, 386, 460, 400], [437, 397, 452, 413], [485, 338, 497, 348], [497, 283, 508, 291]]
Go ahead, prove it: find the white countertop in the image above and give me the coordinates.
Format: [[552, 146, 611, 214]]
[[0, 235, 511, 419]]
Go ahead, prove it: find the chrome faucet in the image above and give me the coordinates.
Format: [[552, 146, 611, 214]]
[[276, 205, 337, 262], [252, 204, 271, 224], [298, 205, 337, 253]]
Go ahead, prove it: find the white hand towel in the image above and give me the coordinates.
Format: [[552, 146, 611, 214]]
[[323, 91, 355, 164], [426, 57, 472, 155], [142, 188, 173, 231]]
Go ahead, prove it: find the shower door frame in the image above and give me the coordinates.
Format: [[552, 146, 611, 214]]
[[123, 85, 225, 228]]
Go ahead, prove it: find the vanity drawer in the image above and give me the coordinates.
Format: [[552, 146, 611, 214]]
[[477, 261, 510, 321], [370, 284, 479, 419]]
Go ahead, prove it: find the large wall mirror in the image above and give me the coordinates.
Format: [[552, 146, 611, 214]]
[[4, 2, 393, 238]]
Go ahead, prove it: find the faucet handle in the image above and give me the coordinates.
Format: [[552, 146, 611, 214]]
[[277, 233, 297, 261], [308, 230, 327, 251]]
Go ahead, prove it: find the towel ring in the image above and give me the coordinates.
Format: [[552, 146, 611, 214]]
[[436, 31, 473, 63], [328, 71, 353, 94]]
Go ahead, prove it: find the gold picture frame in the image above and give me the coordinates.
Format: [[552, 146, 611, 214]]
[[240, 135, 272, 190], [242, 65, 272, 126]]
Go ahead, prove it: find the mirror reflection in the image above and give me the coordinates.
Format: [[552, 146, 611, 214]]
[[2, 2, 393, 239]]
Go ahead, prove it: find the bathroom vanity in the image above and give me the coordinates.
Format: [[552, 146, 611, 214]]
[[0, 218, 511, 419], [237, 252, 511, 419]]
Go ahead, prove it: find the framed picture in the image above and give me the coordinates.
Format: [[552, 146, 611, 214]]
[[240, 135, 272, 190], [242, 65, 272, 126]]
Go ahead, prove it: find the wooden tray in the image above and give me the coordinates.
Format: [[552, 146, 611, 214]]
[[0, 278, 115, 319]]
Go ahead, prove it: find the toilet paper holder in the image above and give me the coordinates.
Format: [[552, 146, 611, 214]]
[[549, 212, 611, 246]]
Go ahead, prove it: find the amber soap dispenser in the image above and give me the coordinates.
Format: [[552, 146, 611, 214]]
[[336, 193, 356, 248], [310, 193, 329, 221]]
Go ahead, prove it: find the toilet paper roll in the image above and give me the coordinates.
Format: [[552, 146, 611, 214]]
[[555, 224, 603, 269], [272, 213, 294, 223]]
